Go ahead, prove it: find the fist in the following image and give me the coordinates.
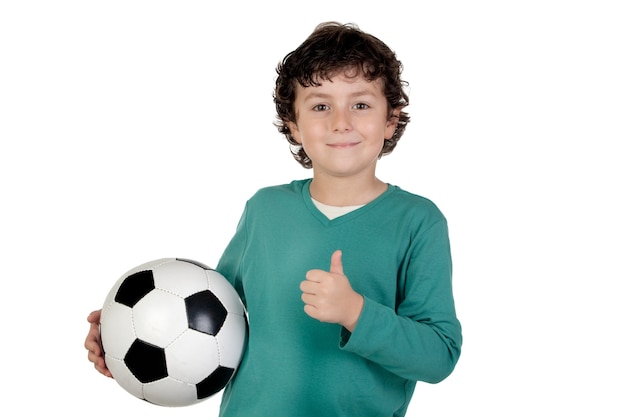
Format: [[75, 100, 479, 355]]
[[300, 250, 364, 332]]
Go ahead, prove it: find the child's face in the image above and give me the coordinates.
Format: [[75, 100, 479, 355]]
[[288, 73, 398, 180]]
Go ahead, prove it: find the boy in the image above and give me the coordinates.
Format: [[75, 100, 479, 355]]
[[86, 22, 462, 416]]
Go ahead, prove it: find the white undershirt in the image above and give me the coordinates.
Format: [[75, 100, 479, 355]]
[[311, 198, 364, 220]]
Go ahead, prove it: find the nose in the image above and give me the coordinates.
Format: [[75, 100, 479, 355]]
[[331, 109, 352, 132]]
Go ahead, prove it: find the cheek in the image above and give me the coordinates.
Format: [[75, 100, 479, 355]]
[[296, 123, 324, 143], [363, 120, 390, 139]]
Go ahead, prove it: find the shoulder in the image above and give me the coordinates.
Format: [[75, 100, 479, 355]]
[[245, 179, 310, 208], [250, 179, 308, 199], [385, 184, 446, 221], [376, 185, 449, 239]]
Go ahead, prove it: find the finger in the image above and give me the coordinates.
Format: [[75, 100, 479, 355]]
[[95, 359, 113, 378], [305, 269, 325, 283], [300, 280, 316, 294], [87, 349, 101, 363], [329, 250, 343, 275], [87, 310, 101, 324], [303, 304, 318, 319], [85, 336, 101, 354], [301, 292, 316, 306]]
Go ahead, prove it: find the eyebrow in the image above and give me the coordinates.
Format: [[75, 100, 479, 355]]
[[301, 90, 378, 102]]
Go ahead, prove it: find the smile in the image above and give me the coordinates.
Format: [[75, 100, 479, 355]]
[[327, 142, 360, 148]]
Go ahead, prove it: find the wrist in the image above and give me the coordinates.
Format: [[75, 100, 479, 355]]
[[342, 293, 364, 333]]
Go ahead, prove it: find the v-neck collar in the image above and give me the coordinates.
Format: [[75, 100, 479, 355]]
[[301, 179, 395, 226]]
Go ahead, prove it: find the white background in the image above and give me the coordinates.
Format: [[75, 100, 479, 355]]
[[1, 1, 624, 415]]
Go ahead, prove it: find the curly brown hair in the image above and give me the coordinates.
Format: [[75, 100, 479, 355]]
[[273, 22, 410, 169]]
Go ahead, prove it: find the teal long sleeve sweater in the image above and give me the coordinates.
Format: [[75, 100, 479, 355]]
[[216, 179, 462, 417]]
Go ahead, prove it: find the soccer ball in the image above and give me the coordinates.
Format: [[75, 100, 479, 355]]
[[100, 258, 247, 407]]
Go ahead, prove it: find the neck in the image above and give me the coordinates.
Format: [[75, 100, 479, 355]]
[[309, 175, 387, 207]]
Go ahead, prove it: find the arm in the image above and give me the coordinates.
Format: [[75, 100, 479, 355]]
[[340, 220, 462, 383], [215, 202, 249, 304]]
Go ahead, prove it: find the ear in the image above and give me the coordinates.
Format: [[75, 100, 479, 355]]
[[384, 108, 401, 139], [287, 121, 302, 144]]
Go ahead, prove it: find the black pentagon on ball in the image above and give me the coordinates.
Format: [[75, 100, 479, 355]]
[[115, 270, 155, 307], [124, 339, 168, 383], [185, 290, 227, 336], [197, 366, 235, 399]]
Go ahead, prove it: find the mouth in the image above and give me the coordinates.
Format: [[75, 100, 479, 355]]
[[327, 141, 360, 149]]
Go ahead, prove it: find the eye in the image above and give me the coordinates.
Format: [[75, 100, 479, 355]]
[[353, 102, 370, 110], [312, 104, 329, 111]]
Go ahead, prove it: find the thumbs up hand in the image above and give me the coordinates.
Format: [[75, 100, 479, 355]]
[[300, 250, 364, 332]]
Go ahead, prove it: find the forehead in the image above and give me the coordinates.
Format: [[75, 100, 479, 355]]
[[296, 73, 385, 100]]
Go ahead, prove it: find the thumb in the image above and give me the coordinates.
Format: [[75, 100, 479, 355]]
[[329, 250, 344, 275]]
